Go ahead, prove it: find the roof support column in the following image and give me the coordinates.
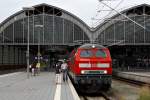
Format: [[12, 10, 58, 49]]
[[23, 17, 25, 43], [73, 23, 74, 43], [2, 46, 4, 64], [113, 21, 116, 44], [63, 19, 64, 44], [124, 20, 126, 45], [33, 11, 35, 43], [83, 30, 84, 43], [8, 46, 10, 65], [104, 24, 106, 45], [3, 30, 4, 43], [144, 6, 146, 43], [43, 6, 45, 44], [134, 15, 135, 44], [53, 8, 54, 44], [13, 21, 14, 43]]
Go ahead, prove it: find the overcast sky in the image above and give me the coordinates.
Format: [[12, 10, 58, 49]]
[[0, 0, 150, 27]]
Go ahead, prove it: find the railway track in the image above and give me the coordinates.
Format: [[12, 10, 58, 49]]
[[79, 75, 150, 100], [80, 91, 117, 100], [81, 95, 105, 100]]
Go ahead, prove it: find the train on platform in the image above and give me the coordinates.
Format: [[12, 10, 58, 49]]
[[68, 44, 112, 93]]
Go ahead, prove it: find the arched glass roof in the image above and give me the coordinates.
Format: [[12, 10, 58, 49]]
[[0, 3, 91, 45], [95, 4, 150, 45]]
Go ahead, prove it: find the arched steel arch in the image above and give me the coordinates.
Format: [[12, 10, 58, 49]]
[[0, 3, 91, 45], [94, 4, 150, 45]]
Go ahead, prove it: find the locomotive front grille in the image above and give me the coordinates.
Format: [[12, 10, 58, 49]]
[[89, 70, 103, 74]]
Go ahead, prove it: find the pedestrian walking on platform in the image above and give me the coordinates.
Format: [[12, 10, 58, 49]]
[[61, 60, 68, 82]]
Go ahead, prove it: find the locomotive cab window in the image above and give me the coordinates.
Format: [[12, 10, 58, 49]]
[[95, 49, 107, 58], [80, 50, 93, 57]]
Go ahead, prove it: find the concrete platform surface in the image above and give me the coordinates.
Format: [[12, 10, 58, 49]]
[[114, 71, 150, 84], [0, 72, 80, 100], [122, 72, 150, 77]]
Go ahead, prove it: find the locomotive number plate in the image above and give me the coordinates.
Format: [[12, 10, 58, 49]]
[[88, 70, 104, 74]]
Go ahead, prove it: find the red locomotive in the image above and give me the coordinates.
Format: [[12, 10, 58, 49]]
[[68, 44, 112, 93]]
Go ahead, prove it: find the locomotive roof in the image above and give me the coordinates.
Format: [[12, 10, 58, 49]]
[[79, 44, 106, 49]]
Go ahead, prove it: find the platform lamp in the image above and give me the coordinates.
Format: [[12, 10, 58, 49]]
[[22, 7, 35, 78]]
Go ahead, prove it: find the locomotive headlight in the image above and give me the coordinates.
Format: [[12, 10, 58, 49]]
[[97, 63, 109, 68], [81, 70, 85, 74], [104, 70, 107, 74], [79, 63, 91, 68]]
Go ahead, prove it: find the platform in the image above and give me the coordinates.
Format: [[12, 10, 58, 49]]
[[113, 71, 150, 84], [0, 72, 80, 100]]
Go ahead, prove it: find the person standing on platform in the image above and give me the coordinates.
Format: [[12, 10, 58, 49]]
[[30, 64, 36, 76], [36, 62, 40, 75], [55, 62, 61, 84], [31, 66, 34, 76], [61, 60, 68, 82]]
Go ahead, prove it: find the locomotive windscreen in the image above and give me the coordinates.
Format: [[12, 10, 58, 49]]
[[80, 49, 107, 58], [80, 50, 93, 57], [95, 50, 106, 58]]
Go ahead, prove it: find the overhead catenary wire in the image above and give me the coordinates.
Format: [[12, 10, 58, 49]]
[[92, 0, 124, 27], [98, 0, 146, 29], [93, 0, 126, 46], [102, 0, 124, 20]]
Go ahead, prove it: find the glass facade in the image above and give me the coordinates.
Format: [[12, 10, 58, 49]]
[[1, 4, 150, 71], [95, 6, 150, 45], [95, 4, 150, 71], [0, 12, 90, 45], [0, 4, 90, 69]]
